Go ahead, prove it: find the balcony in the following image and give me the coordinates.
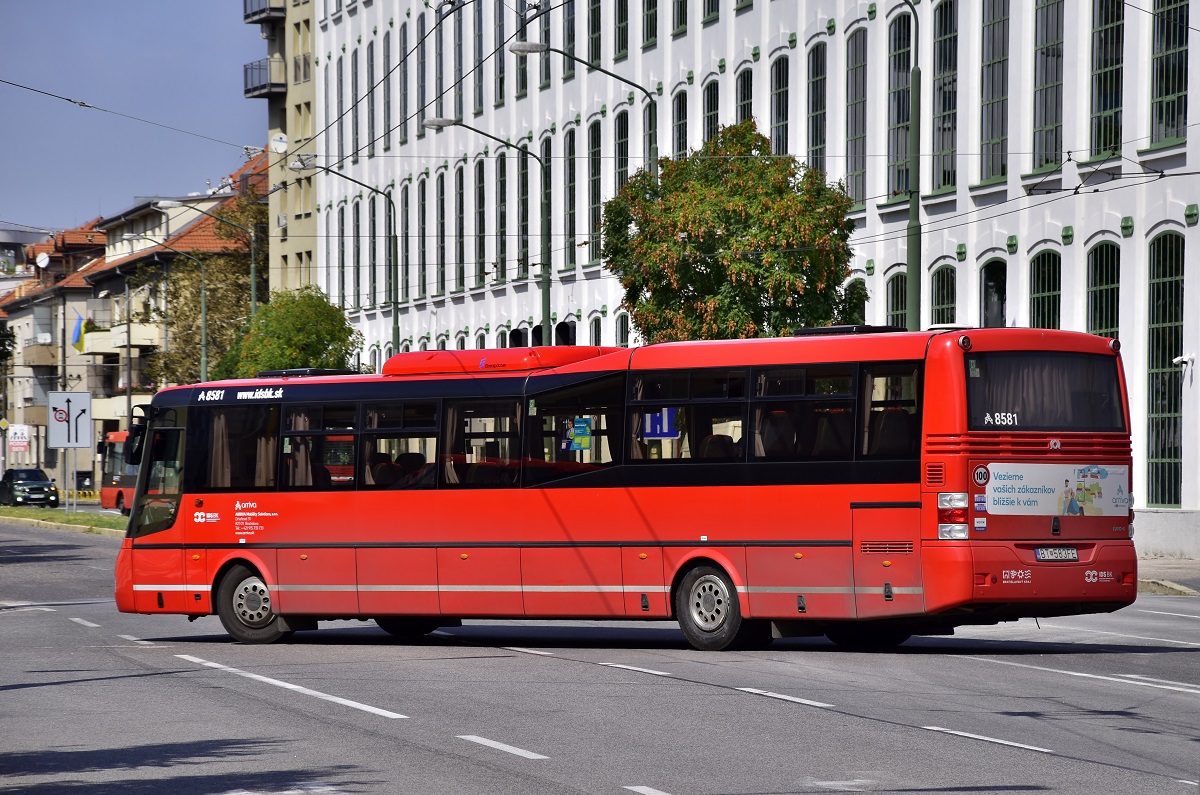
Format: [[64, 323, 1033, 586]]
[[82, 328, 116, 356], [21, 338, 58, 367], [244, 57, 287, 98], [243, 0, 286, 22], [112, 321, 159, 349]]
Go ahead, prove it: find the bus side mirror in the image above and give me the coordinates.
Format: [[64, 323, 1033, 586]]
[[126, 424, 146, 466]]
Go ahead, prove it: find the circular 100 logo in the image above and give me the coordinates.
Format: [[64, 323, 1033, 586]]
[[972, 466, 991, 487]]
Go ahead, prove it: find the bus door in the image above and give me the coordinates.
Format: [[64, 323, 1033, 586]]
[[851, 503, 924, 618], [128, 424, 189, 613]]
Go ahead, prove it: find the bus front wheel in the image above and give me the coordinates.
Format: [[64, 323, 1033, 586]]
[[676, 565, 748, 651], [216, 564, 292, 644]]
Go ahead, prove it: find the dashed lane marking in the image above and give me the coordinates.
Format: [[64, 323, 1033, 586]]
[[965, 656, 1200, 695], [598, 663, 673, 677], [69, 618, 100, 628], [176, 654, 407, 719], [118, 634, 155, 646], [923, 726, 1054, 754], [737, 687, 835, 708], [456, 735, 548, 760]]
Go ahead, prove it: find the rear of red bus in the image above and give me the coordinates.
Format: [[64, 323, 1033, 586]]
[[99, 431, 137, 515], [920, 329, 1137, 626]]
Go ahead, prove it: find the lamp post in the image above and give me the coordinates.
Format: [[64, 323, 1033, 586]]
[[509, 40, 658, 181], [155, 200, 258, 319], [898, 0, 922, 331], [124, 233, 209, 382], [424, 117, 553, 347], [289, 155, 400, 354]]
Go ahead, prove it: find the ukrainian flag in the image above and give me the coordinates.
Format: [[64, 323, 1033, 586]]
[[71, 311, 85, 353]]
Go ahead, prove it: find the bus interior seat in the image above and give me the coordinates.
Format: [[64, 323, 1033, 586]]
[[810, 412, 852, 459], [760, 411, 797, 458], [310, 462, 333, 489], [698, 433, 738, 460], [395, 452, 426, 476], [868, 409, 916, 457], [465, 461, 506, 486]]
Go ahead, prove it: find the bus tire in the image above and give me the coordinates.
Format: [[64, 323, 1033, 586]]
[[216, 564, 292, 644], [374, 617, 445, 640], [824, 623, 910, 650], [116, 493, 129, 516], [675, 565, 745, 651]]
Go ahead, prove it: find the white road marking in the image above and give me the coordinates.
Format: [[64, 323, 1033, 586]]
[[1177, 779, 1198, 786], [737, 687, 835, 708], [964, 656, 1200, 695], [175, 655, 407, 719], [503, 646, 555, 656], [598, 663, 673, 677], [1041, 623, 1200, 647], [69, 618, 100, 628], [1138, 609, 1200, 620], [624, 787, 676, 795], [1117, 674, 1200, 689], [118, 634, 155, 646], [456, 734, 548, 759], [923, 726, 1054, 754]]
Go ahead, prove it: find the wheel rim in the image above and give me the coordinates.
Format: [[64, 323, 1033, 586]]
[[231, 576, 275, 628], [688, 574, 729, 632]]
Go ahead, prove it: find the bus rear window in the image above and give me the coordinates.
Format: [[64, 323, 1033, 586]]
[[965, 352, 1125, 432]]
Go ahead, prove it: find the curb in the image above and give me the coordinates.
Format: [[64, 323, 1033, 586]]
[[1137, 578, 1200, 597], [1, 515, 125, 538]]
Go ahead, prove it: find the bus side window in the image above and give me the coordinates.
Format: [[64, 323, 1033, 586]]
[[525, 374, 624, 484], [861, 363, 922, 459], [442, 399, 521, 488]]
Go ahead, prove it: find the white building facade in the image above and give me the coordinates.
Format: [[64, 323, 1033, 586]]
[[314, 0, 1197, 554]]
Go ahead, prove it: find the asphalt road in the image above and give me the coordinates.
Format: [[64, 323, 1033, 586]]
[[2, 523, 1198, 795]]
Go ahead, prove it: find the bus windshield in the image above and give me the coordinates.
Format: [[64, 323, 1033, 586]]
[[964, 351, 1125, 433]]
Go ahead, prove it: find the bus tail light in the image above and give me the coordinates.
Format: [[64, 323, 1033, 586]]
[[938, 492, 969, 540]]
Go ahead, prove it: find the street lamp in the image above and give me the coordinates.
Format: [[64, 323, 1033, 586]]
[[290, 155, 400, 354], [509, 39, 659, 181], [155, 200, 258, 319], [424, 117, 552, 346], [124, 233, 209, 382]]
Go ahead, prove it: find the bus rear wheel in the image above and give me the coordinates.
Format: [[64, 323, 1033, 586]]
[[115, 493, 129, 516], [675, 565, 750, 651], [374, 617, 460, 640], [824, 623, 911, 650], [216, 564, 292, 644]]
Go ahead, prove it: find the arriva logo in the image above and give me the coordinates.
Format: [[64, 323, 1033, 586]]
[[234, 501, 258, 510]]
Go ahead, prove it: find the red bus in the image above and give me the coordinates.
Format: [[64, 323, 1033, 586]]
[[99, 430, 139, 515], [114, 327, 1137, 650]]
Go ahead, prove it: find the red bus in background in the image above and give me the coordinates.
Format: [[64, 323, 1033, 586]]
[[99, 431, 138, 515], [114, 327, 1137, 650]]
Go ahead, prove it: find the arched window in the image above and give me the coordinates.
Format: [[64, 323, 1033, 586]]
[[845, 29, 867, 203], [1090, 2, 1123, 157], [932, 0, 958, 189], [931, 265, 956, 325], [476, 333, 486, 349], [496, 152, 507, 281], [702, 80, 719, 143], [1147, 232, 1184, 507], [351, 200, 361, 308], [616, 313, 630, 347], [1087, 241, 1120, 338], [888, 14, 912, 198], [845, 277, 867, 325], [807, 43, 827, 172], [886, 271, 907, 328], [590, 316, 602, 345], [336, 205, 346, 309], [417, 178, 428, 297], [1029, 250, 1061, 329], [770, 56, 789, 155], [588, 120, 602, 264], [474, 161, 486, 286], [615, 110, 630, 187], [672, 90, 688, 159], [736, 68, 753, 122], [981, 259, 1007, 327], [436, 173, 447, 293], [565, 128, 577, 268]]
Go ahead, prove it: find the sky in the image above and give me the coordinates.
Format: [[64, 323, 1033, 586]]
[[0, 2, 266, 235]]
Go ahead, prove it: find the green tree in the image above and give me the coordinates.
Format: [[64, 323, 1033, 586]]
[[602, 119, 859, 343], [214, 285, 363, 379], [141, 188, 268, 385]]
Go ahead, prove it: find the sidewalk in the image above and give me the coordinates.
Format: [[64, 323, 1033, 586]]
[[1137, 556, 1200, 596]]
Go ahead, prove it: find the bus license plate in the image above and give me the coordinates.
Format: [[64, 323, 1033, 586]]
[[1035, 547, 1078, 562]]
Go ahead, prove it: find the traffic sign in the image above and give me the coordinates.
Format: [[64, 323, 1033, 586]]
[[48, 391, 92, 449]]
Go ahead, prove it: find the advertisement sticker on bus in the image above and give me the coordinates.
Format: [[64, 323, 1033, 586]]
[[980, 463, 1130, 516]]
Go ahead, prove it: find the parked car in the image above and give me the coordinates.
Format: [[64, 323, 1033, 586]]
[[0, 468, 60, 508]]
